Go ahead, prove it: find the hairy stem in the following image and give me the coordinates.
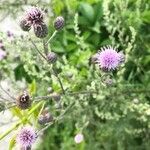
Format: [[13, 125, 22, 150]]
[[45, 30, 58, 45], [38, 101, 74, 135]]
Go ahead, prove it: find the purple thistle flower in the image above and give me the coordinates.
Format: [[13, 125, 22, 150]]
[[25, 6, 44, 26], [96, 45, 124, 71], [16, 126, 37, 148]]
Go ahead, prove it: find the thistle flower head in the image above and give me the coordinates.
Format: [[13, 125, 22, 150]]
[[25, 6, 44, 25], [54, 16, 64, 30], [16, 126, 37, 148], [96, 46, 124, 71], [34, 23, 48, 38], [38, 110, 53, 125], [19, 18, 32, 32], [17, 91, 31, 110], [47, 52, 57, 63]]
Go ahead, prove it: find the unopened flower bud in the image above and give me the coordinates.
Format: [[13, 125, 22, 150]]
[[133, 98, 139, 104], [16, 91, 31, 110], [38, 111, 53, 125], [89, 54, 98, 65], [19, 19, 31, 32], [104, 78, 113, 86], [34, 24, 48, 38], [47, 87, 53, 93], [54, 16, 64, 30], [51, 92, 61, 102], [118, 52, 125, 64], [47, 52, 57, 63]]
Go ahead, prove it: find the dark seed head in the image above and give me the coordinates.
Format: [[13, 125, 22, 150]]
[[34, 23, 48, 38], [47, 52, 57, 63], [54, 16, 64, 30], [16, 91, 31, 110], [19, 19, 31, 32]]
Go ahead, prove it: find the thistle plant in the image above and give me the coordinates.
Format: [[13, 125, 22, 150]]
[[0, 1, 149, 149]]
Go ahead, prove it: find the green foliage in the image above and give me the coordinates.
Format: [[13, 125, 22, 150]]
[[0, 0, 150, 150]]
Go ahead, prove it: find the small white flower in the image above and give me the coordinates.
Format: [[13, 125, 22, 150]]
[[74, 133, 84, 144]]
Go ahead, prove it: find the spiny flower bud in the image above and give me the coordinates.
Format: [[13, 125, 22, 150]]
[[47, 52, 57, 63], [38, 110, 53, 125], [104, 78, 113, 86], [34, 24, 48, 38], [25, 6, 44, 25], [54, 16, 64, 30], [47, 87, 53, 93], [16, 91, 31, 110], [51, 92, 61, 102], [19, 19, 31, 32], [89, 54, 98, 65]]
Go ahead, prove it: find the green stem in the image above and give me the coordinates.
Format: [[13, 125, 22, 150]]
[[45, 30, 58, 45], [52, 66, 65, 94], [0, 101, 43, 140], [30, 38, 47, 60], [38, 101, 74, 134]]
